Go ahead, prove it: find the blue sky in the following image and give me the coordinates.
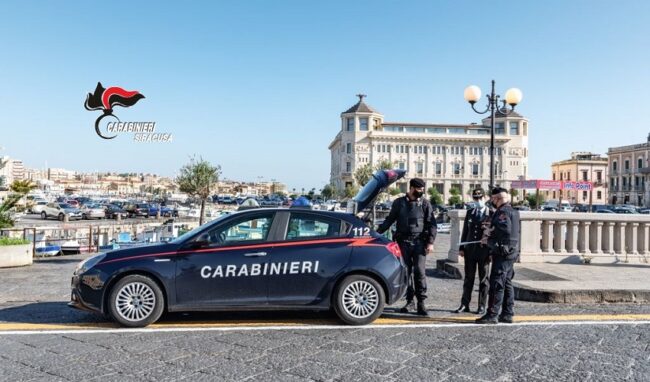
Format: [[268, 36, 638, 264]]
[[1, 1, 649, 191]]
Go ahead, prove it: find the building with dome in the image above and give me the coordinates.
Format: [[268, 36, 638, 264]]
[[328, 95, 530, 203]]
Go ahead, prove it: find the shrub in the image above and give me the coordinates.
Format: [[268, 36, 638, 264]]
[[0, 237, 30, 246]]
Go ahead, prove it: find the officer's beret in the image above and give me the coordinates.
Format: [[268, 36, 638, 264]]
[[472, 188, 485, 198], [491, 186, 508, 195], [409, 178, 425, 188]]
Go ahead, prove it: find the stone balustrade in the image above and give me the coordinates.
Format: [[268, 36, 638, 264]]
[[447, 210, 650, 264]]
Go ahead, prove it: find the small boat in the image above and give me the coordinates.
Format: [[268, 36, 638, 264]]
[[35, 243, 61, 257], [60, 240, 81, 254]]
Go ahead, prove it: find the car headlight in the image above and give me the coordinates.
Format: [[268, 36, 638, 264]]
[[75, 253, 106, 274]]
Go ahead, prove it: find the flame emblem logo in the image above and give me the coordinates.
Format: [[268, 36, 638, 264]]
[[84, 82, 145, 139]]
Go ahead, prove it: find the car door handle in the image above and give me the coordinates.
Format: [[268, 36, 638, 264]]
[[244, 252, 267, 257]]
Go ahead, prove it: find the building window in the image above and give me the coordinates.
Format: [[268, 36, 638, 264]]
[[582, 191, 588, 200], [597, 191, 602, 199], [596, 171, 602, 183], [625, 160, 630, 170], [613, 161, 617, 171], [453, 163, 461, 175], [582, 171, 588, 181], [416, 162, 423, 175], [399, 162, 406, 170], [346, 143, 352, 154], [435, 162, 442, 175], [509, 122, 519, 135], [553, 173, 556, 180], [566, 172, 571, 181], [359, 118, 369, 131], [638, 158, 643, 169], [346, 118, 354, 131], [495, 122, 505, 135], [553, 191, 556, 199], [346, 162, 351, 172], [472, 163, 479, 176]]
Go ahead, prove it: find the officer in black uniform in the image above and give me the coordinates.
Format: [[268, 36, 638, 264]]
[[377, 178, 437, 316], [476, 187, 520, 324], [455, 188, 490, 315]]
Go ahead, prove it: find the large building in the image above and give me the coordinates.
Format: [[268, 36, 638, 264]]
[[0, 156, 25, 187], [608, 135, 650, 206], [548, 152, 608, 204], [328, 95, 529, 202]]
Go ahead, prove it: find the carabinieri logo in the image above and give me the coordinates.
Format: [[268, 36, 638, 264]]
[[84, 82, 145, 139]]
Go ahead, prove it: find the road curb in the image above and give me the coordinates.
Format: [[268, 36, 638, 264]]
[[435, 259, 650, 303]]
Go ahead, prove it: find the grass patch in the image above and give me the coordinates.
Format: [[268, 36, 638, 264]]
[[0, 237, 31, 246]]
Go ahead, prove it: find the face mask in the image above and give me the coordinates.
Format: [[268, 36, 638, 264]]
[[476, 200, 485, 208], [413, 191, 424, 198]]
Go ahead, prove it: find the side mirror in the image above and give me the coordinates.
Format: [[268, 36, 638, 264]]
[[187, 239, 210, 250]]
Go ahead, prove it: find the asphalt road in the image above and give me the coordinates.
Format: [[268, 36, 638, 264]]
[[0, 238, 648, 381]]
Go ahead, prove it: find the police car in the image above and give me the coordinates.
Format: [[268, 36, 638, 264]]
[[70, 170, 408, 327]]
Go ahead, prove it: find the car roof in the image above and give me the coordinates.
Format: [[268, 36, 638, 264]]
[[228, 208, 360, 223]]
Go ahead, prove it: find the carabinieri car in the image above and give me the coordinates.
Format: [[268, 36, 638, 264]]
[[70, 169, 408, 327]]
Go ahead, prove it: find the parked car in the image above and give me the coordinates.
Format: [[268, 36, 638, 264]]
[[80, 204, 106, 219], [612, 207, 635, 214], [103, 204, 128, 219], [30, 200, 48, 214], [125, 203, 151, 218], [41, 202, 83, 221], [65, 199, 80, 208], [596, 209, 615, 213]]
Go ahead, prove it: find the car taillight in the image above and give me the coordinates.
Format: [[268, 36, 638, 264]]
[[386, 242, 402, 259]]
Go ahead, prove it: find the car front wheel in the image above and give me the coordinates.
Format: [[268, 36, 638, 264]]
[[333, 275, 385, 325], [108, 275, 164, 327], [41, 212, 47, 220]]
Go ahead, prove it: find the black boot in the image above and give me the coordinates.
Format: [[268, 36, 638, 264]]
[[498, 315, 514, 324], [454, 304, 470, 313], [475, 314, 498, 324], [416, 302, 429, 317], [476, 306, 486, 315], [399, 300, 415, 313]]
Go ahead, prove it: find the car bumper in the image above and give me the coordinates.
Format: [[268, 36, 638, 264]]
[[69, 273, 105, 315]]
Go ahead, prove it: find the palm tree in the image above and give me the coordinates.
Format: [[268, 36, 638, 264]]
[[176, 156, 221, 225]]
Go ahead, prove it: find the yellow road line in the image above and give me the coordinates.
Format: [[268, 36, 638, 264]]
[[0, 313, 649, 332]]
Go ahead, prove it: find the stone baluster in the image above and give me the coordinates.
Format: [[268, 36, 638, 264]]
[[614, 222, 627, 255], [566, 221, 579, 254], [627, 222, 639, 256], [603, 222, 615, 255], [542, 221, 554, 253], [578, 221, 591, 254], [590, 222, 604, 255], [640, 223, 650, 256], [554, 221, 567, 253]]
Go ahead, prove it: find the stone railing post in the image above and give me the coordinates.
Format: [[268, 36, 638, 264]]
[[566, 221, 579, 254], [579, 221, 591, 254], [447, 210, 466, 263], [554, 221, 567, 253], [541, 221, 554, 253], [615, 222, 627, 255], [590, 222, 603, 254], [603, 222, 615, 255], [640, 223, 650, 256], [627, 222, 639, 256]]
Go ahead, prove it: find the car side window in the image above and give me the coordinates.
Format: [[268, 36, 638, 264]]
[[286, 213, 342, 240], [202, 214, 274, 246]]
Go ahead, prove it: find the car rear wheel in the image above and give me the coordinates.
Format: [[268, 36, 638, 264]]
[[58, 213, 65, 221], [41, 212, 47, 220], [108, 275, 164, 327], [333, 275, 384, 325]]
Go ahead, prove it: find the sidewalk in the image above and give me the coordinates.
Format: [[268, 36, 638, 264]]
[[437, 259, 650, 303]]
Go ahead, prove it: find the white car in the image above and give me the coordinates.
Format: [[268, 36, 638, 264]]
[[30, 200, 48, 214], [80, 204, 106, 219], [41, 202, 83, 221]]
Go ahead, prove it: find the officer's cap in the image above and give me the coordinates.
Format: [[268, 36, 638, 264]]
[[472, 188, 485, 198], [409, 178, 425, 188], [490, 186, 508, 195]]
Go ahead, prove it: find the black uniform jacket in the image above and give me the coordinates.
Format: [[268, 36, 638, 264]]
[[487, 203, 520, 260], [459, 205, 490, 254], [377, 196, 437, 245]]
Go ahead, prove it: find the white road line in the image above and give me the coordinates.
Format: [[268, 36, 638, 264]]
[[0, 320, 648, 336]]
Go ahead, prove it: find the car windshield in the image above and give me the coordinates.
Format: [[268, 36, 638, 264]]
[[59, 203, 73, 208], [170, 214, 232, 244]]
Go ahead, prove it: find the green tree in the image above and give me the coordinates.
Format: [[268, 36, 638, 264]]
[[448, 187, 462, 206], [0, 180, 37, 229], [344, 184, 359, 199], [526, 192, 545, 209], [321, 184, 335, 200], [389, 187, 401, 196], [176, 156, 221, 225], [375, 159, 395, 171], [428, 187, 443, 206], [353, 163, 373, 187]]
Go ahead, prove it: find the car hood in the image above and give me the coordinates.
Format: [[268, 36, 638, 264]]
[[63, 208, 81, 213], [101, 243, 181, 262], [351, 169, 406, 214]]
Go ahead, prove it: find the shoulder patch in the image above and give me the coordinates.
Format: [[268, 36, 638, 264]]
[[497, 212, 508, 222]]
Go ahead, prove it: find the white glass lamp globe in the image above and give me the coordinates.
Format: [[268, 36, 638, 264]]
[[505, 88, 523, 106], [463, 85, 481, 103]]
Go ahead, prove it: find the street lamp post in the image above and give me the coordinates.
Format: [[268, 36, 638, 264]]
[[464, 80, 522, 192]]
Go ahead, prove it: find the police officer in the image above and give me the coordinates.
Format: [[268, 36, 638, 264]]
[[476, 187, 520, 324], [455, 188, 490, 315], [377, 178, 437, 316]]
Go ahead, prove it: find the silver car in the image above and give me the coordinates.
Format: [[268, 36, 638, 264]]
[[80, 204, 106, 220], [41, 202, 83, 221]]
